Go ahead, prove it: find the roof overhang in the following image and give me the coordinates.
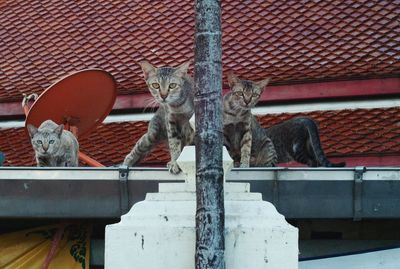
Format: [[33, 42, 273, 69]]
[[0, 77, 398, 117], [1, 166, 399, 219], [113, 77, 400, 110]]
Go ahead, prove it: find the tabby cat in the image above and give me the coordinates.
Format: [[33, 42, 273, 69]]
[[223, 73, 277, 167], [27, 120, 79, 167], [123, 61, 195, 174], [225, 73, 345, 167]]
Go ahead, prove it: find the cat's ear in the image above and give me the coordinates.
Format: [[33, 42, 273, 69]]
[[256, 78, 271, 90], [227, 72, 240, 88], [27, 124, 38, 137], [174, 61, 191, 77], [139, 61, 157, 80], [54, 124, 64, 138]]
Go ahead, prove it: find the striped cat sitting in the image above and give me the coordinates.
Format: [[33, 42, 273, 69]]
[[224, 73, 345, 167], [123, 61, 195, 174], [223, 73, 277, 167]]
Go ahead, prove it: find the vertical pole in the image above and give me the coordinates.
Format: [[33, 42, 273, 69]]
[[194, 0, 224, 269]]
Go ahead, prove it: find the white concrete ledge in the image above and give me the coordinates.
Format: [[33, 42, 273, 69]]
[[105, 147, 298, 269]]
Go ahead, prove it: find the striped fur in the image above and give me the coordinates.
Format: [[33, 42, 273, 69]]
[[224, 73, 345, 167], [27, 120, 79, 167], [223, 73, 277, 167], [265, 117, 346, 167], [123, 61, 194, 173]]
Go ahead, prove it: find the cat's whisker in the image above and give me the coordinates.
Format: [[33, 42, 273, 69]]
[[232, 102, 243, 112], [142, 98, 157, 113], [150, 100, 159, 113]]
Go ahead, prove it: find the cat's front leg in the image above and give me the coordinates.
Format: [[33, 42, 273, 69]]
[[36, 156, 49, 167], [123, 119, 161, 167], [240, 123, 252, 168], [167, 137, 182, 174], [37, 158, 46, 167], [166, 120, 182, 174]]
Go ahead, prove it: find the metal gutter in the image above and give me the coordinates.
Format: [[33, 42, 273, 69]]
[[0, 167, 184, 218], [228, 167, 400, 219], [0, 166, 399, 219]]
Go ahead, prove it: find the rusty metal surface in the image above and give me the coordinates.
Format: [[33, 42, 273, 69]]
[[0, 0, 399, 103]]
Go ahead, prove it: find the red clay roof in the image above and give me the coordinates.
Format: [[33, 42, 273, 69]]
[[0, 0, 399, 102], [1, 107, 399, 167]]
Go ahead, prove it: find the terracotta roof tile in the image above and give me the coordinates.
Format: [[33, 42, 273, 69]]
[[0, 107, 398, 167], [0, 0, 399, 102]]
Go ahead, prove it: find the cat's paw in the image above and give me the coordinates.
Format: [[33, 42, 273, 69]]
[[167, 161, 182, 174], [239, 163, 250, 168]]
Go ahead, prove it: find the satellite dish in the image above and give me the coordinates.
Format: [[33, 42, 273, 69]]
[[24, 69, 117, 167], [25, 69, 116, 138]]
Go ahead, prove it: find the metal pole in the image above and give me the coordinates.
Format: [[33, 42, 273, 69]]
[[194, 0, 224, 268]]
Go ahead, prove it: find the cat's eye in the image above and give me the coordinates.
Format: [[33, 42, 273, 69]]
[[151, 83, 160, 89], [49, 140, 55, 144], [235, 92, 243, 96], [252, 93, 259, 98], [169, 83, 177, 89], [37, 140, 42, 144]]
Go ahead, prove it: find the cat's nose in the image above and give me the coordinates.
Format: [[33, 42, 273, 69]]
[[42, 145, 48, 152], [160, 94, 168, 101]]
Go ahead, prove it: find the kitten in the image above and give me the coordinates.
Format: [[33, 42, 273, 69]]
[[226, 73, 345, 167], [223, 73, 277, 167], [123, 61, 195, 174], [265, 117, 346, 167], [27, 120, 79, 167]]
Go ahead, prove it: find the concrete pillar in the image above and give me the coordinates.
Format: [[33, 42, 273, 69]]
[[105, 146, 298, 269]]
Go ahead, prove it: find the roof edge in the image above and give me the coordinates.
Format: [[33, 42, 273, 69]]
[[112, 77, 400, 110], [0, 78, 398, 117]]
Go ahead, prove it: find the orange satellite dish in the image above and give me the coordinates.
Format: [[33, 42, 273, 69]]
[[25, 69, 116, 138], [24, 69, 117, 167]]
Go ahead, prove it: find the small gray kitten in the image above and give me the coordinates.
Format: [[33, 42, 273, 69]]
[[123, 61, 195, 174], [223, 73, 277, 167], [27, 120, 79, 167]]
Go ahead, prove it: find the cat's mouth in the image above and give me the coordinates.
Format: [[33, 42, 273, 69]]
[[37, 151, 51, 157], [241, 103, 253, 110], [156, 96, 168, 103]]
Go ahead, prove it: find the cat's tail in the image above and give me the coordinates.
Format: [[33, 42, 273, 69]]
[[302, 117, 346, 167]]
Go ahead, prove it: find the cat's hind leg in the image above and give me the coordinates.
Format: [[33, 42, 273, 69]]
[[253, 138, 277, 167], [291, 141, 318, 167], [302, 118, 345, 167]]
